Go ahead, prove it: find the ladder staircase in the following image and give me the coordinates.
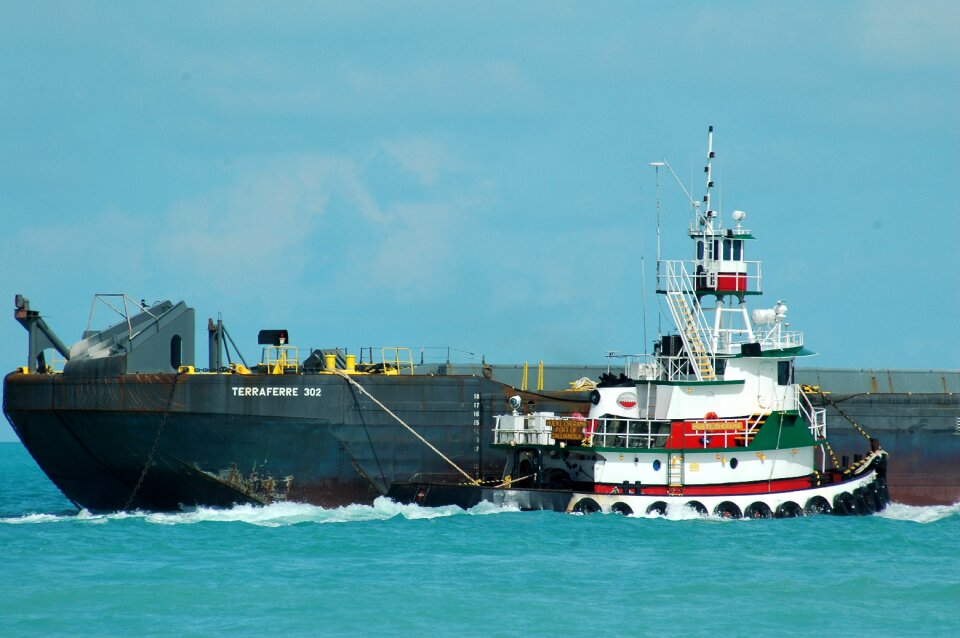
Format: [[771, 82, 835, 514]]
[[667, 452, 684, 495], [661, 260, 716, 381], [668, 292, 716, 381]]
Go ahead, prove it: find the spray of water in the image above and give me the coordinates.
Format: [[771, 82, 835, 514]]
[[2, 499, 957, 526]]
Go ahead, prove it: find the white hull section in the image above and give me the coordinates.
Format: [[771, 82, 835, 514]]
[[565, 470, 884, 518], [594, 448, 816, 485]]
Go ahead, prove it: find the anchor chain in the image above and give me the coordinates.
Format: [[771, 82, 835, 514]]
[[122, 371, 183, 510]]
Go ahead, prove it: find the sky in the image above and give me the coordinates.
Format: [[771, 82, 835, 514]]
[[2, 2, 959, 439]]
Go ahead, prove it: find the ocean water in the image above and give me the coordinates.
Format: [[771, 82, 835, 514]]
[[2, 442, 958, 638]]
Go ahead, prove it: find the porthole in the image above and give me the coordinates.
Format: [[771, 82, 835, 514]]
[[730, 457, 739, 469], [653, 459, 662, 471]]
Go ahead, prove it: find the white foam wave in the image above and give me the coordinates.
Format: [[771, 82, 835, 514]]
[[0, 498, 521, 526], [876, 501, 960, 524], [141, 497, 524, 526], [0, 512, 65, 525], [5, 499, 955, 526]]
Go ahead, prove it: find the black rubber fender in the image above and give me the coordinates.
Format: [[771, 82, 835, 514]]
[[856, 487, 878, 515], [611, 502, 633, 516], [572, 498, 601, 514], [775, 501, 804, 518], [713, 501, 742, 519], [833, 492, 854, 516], [804, 496, 832, 515], [744, 502, 773, 519], [645, 501, 668, 516], [851, 490, 870, 516]]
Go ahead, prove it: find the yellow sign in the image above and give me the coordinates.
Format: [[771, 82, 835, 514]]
[[548, 419, 584, 441], [691, 421, 745, 431]]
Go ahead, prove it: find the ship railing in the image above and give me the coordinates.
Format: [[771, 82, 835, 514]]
[[756, 324, 804, 350], [656, 259, 762, 295], [656, 355, 701, 382], [798, 387, 828, 440], [708, 327, 804, 355], [493, 415, 671, 449], [588, 417, 670, 449], [493, 414, 556, 446], [88, 293, 162, 341], [605, 353, 659, 380], [744, 412, 766, 438], [356, 345, 485, 374], [47, 352, 67, 374], [262, 346, 300, 374], [380, 347, 416, 375]]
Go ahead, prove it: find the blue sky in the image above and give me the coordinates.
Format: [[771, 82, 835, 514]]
[[2, 1, 958, 440]]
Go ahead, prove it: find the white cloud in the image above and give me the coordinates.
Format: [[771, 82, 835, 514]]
[[380, 137, 459, 186], [341, 60, 540, 112], [857, 0, 960, 66], [0, 143, 493, 322]]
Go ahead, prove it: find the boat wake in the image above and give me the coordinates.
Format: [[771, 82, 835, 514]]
[[876, 501, 960, 524], [3, 499, 958, 526], [0, 497, 521, 527]]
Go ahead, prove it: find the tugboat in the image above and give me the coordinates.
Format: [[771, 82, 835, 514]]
[[388, 127, 890, 517]]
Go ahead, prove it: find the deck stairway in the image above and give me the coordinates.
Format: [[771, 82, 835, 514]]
[[667, 452, 684, 495], [662, 261, 716, 381]]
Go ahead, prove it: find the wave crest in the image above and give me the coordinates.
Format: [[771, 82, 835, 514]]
[[3, 499, 958, 526]]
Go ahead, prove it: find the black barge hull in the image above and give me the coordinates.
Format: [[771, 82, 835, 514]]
[[3, 370, 586, 511]]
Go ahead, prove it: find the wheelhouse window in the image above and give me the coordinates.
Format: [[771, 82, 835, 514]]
[[777, 360, 793, 385]]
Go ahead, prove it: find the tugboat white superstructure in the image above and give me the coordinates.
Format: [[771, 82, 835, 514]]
[[389, 127, 888, 517]]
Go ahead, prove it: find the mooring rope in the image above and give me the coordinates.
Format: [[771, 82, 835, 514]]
[[333, 370, 479, 485], [492, 473, 534, 488], [821, 440, 842, 470], [805, 385, 874, 442]]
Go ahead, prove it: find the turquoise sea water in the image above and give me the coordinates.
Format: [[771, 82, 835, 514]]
[[2, 442, 958, 637]]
